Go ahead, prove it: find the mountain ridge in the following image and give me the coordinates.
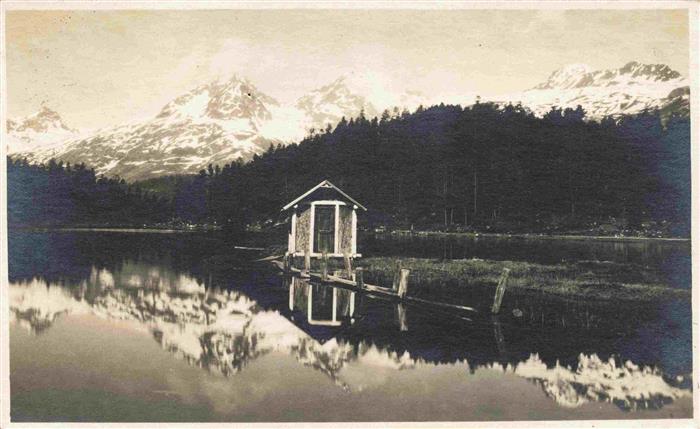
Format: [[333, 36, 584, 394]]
[[7, 61, 689, 181]]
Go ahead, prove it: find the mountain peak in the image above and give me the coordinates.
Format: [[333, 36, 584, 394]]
[[296, 77, 377, 131], [533, 64, 592, 90], [6, 106, 78, 154], [619, 61, 681, 81], [156, 73, 279, 127], [533, 61, 685, 91], [8, 105, 75, 134]]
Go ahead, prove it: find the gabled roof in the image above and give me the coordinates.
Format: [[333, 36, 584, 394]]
[[282, 180, 367, 211]]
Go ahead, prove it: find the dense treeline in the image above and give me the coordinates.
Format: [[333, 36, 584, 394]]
[[8, 158, 170, 227], [8, 102, 690, 236], [160, 103, 689, 236]]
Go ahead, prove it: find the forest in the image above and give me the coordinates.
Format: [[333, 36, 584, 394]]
[[7, 158, 170, 227], [7, 102, 691, 237]]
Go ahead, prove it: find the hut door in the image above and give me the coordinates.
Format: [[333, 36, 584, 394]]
[[314, 205, 335, 254]]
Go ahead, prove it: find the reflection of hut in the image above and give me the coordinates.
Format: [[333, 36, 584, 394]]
[[289, 277, 356, 328], [282, 180, 367, 258]]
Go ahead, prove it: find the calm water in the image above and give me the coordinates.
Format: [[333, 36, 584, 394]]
[[8, 231, 693, 422]]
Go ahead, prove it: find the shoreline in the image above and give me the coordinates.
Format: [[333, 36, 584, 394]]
[[15, 227, 207, 234], [11, 226, 690, 242], [376, 229, 690, 243]]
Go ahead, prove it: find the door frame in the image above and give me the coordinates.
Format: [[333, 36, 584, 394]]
[[309, 200, 344, 257]]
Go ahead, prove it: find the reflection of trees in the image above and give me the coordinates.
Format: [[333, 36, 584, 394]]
[[9, 262, 692, 412]]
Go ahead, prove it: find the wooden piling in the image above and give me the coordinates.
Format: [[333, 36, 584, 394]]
[[397, 269, 410, 299], [355, 267, 364, 290], [491, 268, 511, 314], [283, 253, 291, 272], [396, 303, 408, 332], [392, 261, 402, 291], [321, 251, 329, 281], [303, 250, 311, 278], [343, 252, 353, 279], [492, 315, 506, 355]]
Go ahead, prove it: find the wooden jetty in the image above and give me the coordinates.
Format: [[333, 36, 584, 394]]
[[270, 257, 490, 319], [273, 181, 511, 323]]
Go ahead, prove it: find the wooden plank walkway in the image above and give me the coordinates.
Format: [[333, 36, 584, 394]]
[[270, 259, 478, 317]]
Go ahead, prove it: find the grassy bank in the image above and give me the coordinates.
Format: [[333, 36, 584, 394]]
[[354, 257, 689, 303]]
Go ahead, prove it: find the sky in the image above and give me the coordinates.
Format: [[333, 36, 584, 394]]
[[5, 8, 690, 131]]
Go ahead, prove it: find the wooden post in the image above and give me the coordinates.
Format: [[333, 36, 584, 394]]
[[321, 251, 329, 281], [396, 303, 408, 332], [303, 250, 311, 278], [392, 261, 402, 291], [283, 253, 291, 272], [343, 252, 353, 279], [355, 267, 364, 290], [397, 269, 410, 299], [491, 268, 510, 314], [492, 315, 506, 355]]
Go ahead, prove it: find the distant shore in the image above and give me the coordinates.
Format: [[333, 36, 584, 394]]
[[376, 229, 690, 242], [11, 225, 690, 242], [22, 227, 201, 234]]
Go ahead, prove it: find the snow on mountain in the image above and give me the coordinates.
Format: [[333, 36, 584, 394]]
[[9, 62, 690, 180], [6, 106, 80, 154], [495, 61, 688, 119], [13, 75, 381, 181], [296, 77, 378, 133], [156, 74, 278, 129], [17, 75, 282, 181], [533, 64, 593, 90]]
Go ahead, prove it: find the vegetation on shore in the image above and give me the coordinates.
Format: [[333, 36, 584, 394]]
[[353, 257, 690, 303]]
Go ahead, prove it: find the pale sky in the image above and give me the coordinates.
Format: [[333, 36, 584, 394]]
[[5, 8, 689, 131]]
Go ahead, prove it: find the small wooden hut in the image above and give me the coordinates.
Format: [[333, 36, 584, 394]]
[[282, 180, 366, 258]]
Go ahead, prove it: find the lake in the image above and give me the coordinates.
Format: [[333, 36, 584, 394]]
[[8, 230, 693, 422]]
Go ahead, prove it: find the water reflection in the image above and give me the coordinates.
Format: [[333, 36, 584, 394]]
[[9, 258, 692, 412], [289, 278, 356, 328], [485, 354, 690, 411]]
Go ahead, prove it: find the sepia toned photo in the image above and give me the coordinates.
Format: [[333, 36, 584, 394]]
[[1, 2, 697, 426]]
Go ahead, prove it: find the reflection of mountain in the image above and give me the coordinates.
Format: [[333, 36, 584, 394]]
[[9, 260, 691, 412], [483, 354, 690, 411], [10, 278, 90, 334]]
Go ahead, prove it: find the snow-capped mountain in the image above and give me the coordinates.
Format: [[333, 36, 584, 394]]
[[495, 61, 689, 120], [12, 75, 378, 181], [8, 61, 690, 180], [296, 77, 378, 132], [16, 75, 283, 180], [6, 106, 80, 154]]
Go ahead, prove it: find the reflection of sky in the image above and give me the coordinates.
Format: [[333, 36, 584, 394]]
[[9, 261, 692, 415]]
